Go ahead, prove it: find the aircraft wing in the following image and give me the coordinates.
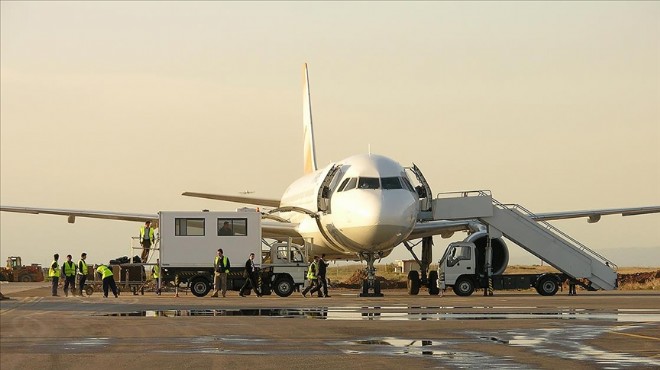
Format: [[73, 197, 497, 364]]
[[0, 205, 157, 223], [182, 192, 280, 208], [532, 206, 660, 223]]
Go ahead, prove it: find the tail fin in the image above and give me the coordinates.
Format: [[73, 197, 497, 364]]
[[303, 63, 318, 174]]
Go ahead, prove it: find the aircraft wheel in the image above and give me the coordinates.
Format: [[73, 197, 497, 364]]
[[428, 271, 440, 295], [407, 271, 420, 295]]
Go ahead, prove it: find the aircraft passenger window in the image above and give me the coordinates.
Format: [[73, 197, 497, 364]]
[[175, 218, 205, 236], [381, 177, 403, 190], [217, 218, 247, 236], [344, 177, 358, 191], [401, 177, 415, 192], [337, 178, 350, 192], [358, 177, 380, 189]]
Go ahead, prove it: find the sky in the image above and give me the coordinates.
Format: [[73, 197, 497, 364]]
[[1, 2, 659, 269]]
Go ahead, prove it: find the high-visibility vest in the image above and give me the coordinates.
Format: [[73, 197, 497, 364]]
[[152, 265, 160, 279], [63, 261, 76, 277], [140, 226, 155, 242], [49, 260, 61, 278], [214, 256, 229, 273], [307, 261, 317, 280], [78, 260, 88, 275], [97, 265, 113, 279]]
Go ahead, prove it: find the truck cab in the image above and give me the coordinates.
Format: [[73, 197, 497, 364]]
[[261, 239, 309, 297], [438, 242, 476, 293]]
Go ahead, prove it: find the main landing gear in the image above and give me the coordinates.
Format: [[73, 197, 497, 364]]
[[359, 252, 383, 297]]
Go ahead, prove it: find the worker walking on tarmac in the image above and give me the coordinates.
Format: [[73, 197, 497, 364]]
[[301, 256, 322, 298], [211, 249, 230, 297], [77, 253, 89, 296], [140, 220, 155, 262], [240, 253, 261, 297], [95, 264, 118, 298], [317, 254, 329, 297], [152, 258, 162, 295], [61, 254, 77, 297], [49, 254, 61, 297]]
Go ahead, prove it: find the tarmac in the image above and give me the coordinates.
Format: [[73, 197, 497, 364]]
[[1, 282, 659, 370]]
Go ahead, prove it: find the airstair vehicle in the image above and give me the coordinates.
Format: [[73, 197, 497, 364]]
[[432, 191, 617, 294]]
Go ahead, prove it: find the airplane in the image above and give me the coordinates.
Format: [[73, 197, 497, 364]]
[[2, 64, 659, 296]]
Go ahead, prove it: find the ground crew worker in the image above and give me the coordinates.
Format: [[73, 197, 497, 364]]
[[239, 253, 261, 297], [211, 248, 230, 297], [569, 279, 577, 296], [61, 254, 77, 297], [95, 264, 118, 298], [49, 254, 61, 297], [152, 258, 162, 295], [140, 220, 155, 262], [301, 255, 321, 298], [77, 253, 88, 296], [317, 254, 329, 297]]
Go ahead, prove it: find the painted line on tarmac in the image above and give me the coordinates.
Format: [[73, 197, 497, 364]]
[[611, 331, 660, 341]]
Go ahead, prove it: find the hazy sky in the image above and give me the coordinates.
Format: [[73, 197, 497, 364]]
[[1, 2, 658, 268]]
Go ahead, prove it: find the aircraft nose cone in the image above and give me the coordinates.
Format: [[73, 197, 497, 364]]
[[331, 190, 418, 251]]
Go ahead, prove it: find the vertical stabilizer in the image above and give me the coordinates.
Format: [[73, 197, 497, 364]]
[[303, 63, 318, 174]]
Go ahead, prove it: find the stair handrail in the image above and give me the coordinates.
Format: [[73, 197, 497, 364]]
[[493, 200, 617, 271]]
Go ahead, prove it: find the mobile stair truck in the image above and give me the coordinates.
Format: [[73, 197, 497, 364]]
[[157, 210, 309, 297], [433, 191, 618, 296]]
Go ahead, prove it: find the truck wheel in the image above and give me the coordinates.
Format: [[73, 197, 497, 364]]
[[273, 277, 294, 297], [19, 274, 33, 282], [407, 271, 420, 295], [428, 271, 440, 295], [190, 278, 211, 297], [453, 276, 474, 296], [536, 276, 559, 296], [85, 285, 94, 296]]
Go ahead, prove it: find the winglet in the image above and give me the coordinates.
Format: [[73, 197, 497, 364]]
[[303, 63, 318, 174]]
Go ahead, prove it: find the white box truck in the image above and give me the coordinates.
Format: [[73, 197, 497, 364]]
[[157, 210, 308, 297]]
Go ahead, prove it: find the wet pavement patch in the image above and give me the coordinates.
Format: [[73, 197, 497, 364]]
[[93, 307, 660, 322], [469, 325, 660, 369]]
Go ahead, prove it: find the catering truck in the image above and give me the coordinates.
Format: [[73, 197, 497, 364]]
[[157, 210, 309, 297]]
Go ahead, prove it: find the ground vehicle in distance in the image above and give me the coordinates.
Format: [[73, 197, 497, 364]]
[[438, 242, 571, 296], [157, 210, 309, 297], [0, 256, 45, 282]]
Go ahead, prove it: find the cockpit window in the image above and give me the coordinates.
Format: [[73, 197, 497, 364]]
[[381, 177, 403, 190], [344, 177, 358, 191], [400, 176, 415, 192], [358, 177, 380, 189], [337, 178, 350, 192]]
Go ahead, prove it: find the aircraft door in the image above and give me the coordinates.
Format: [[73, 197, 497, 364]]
[[317, 164, 342, 213]]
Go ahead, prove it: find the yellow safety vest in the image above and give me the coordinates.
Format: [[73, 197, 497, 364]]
[[307, 261, 317, 280], [63, 261, 76, 277], [97, 265, 113, 279], [214, 256, 229, 273], [140, 226, 155, 242], [78, 260, 88, 275], [152, 265, 160, 279], [49, 260, 61, 278]]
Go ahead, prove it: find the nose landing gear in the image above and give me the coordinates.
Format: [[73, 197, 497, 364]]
[[359, 252, 384, 297]]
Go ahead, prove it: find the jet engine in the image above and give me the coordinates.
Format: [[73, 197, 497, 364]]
[[464, 231, 509, 275]]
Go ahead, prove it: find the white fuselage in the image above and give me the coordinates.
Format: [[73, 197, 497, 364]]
[[279, 154, 419, 259]]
